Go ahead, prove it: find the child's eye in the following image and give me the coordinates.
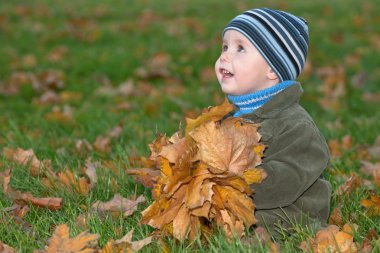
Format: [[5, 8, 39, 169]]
[[222, 44, 228, 52], [238, 45, 245, 52]]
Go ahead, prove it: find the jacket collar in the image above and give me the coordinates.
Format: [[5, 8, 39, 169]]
[[231, 82, 303, 119]]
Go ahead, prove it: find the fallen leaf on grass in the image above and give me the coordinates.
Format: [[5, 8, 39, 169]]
[[335, 174, 361, 196], [328, 135, 352, 159], [360, 228, 378, 253], [92, 194, 145, 217], [28, 70, 65, 92], [41, 160, 98, 196], [101, 229, 153, 252], [316, 66, 347, 111], [93, 124, 123, 154], [328, 207, 344, 227], [84, 158, 98, 187], [3, 169, 62, 210], [44, 105, 74, 123], [57, 169, 91, 195], [140, 100, 266, 240], [360, 161, 380, 187], [0, 241, 17, 253], [2, 204, 33, 234], [39, 224, 98, 253], [48, 45, 68, 62], [135, 52, 171, 79], [9, 204, 30, 218], [368, 135, 380, 159], [75, 139, 93, 155], [2, 147, 53, 176], [0, 71, 30, 96], [253, 226, 281, 253], [360, 161, 380, 177], [361, 194, 380, 216], [300, 223, 358, 253]]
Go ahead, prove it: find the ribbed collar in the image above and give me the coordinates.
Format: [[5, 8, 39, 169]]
[[228, 80, 295, 117]]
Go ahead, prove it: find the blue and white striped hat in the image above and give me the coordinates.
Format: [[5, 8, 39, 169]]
[[224, 8, 309, 81]]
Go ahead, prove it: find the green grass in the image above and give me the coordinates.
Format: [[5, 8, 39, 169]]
[[1, 0, 380, 252]]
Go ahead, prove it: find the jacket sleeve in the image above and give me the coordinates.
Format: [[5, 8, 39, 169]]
[[251, 121, 330, 210]]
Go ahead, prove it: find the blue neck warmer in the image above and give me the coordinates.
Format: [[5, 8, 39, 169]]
[[228, 80, 294, 117]]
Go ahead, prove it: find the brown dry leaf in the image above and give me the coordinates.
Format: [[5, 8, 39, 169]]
[[11, 204, 30, 219], [43, 224, 98, 253], [75, 139, 93, 155], [135, 52, 171, 79], [368, 135, 380, 159], [2, 147, 46, 176], [93, 136, 111, 153], [300, 223, 358, 253], [101, 229, 152, 252], [93, 124, 123, 154], [3, 169, 62, 210], [328, 135, 352, 159], [328, 207, 344, 227], [360, 161, 380, 177], [28, 70, 65, 92], [48, 45, 68, 62], [0, 241, 17, 253], [185, 98, 233, 136], [0, 71, 30, 96], [84, 158, 98, 188], [335, 174, 361, 196], [59, 91, 82, 103], [44, 105, 73, 123], [140, 100, 265, 240], [316, 66, 347, 111], [253, 226, 281, 253], [115, 229, 153, 252], [189, 118, 263, 175], [57, 169, 90, 196], [360, 228, 378, 253], [2, 204, 33, 235], [34, 90, 61, 105], [75, 214, 88, 230], [92, 194, 145, 217], [126, 168, 161, 188], [148, 133, 170, 164], [363, 91, 380, 103], [361, 194, 380, 217]]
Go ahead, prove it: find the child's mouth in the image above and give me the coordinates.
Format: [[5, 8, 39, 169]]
[[220, 68, 234, 78]]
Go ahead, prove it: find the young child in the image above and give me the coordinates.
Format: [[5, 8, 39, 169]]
[[214, 8, 331, 238]]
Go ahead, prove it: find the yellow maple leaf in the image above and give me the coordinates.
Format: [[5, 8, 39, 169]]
[[185, 99, 233, 136], [44, 224, 99, 253], [300, 224, 358, 253], [189, 117, 262, 175], [243, 168, 267, 184]]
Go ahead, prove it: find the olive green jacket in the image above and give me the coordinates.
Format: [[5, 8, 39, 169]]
[[228, 82, 331, 236]]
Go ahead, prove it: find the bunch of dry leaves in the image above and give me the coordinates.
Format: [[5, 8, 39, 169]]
[[129, 100, 267, 240]]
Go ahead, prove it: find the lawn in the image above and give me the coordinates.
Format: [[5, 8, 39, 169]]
[[1, 0, 380, 252]]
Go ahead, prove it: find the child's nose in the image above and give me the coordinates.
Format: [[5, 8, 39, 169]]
[[220, 51, 231, 62]]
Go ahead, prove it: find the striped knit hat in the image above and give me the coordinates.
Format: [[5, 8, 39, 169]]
[[224, 8, 309, 81]]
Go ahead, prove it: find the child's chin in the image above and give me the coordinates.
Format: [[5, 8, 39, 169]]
[[220, 85, 233, 95]]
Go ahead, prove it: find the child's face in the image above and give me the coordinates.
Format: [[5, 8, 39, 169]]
[[215, 30, 273, 95]]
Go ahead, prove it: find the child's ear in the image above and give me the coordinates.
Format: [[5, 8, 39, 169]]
[[267, 68, 279, 81]]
